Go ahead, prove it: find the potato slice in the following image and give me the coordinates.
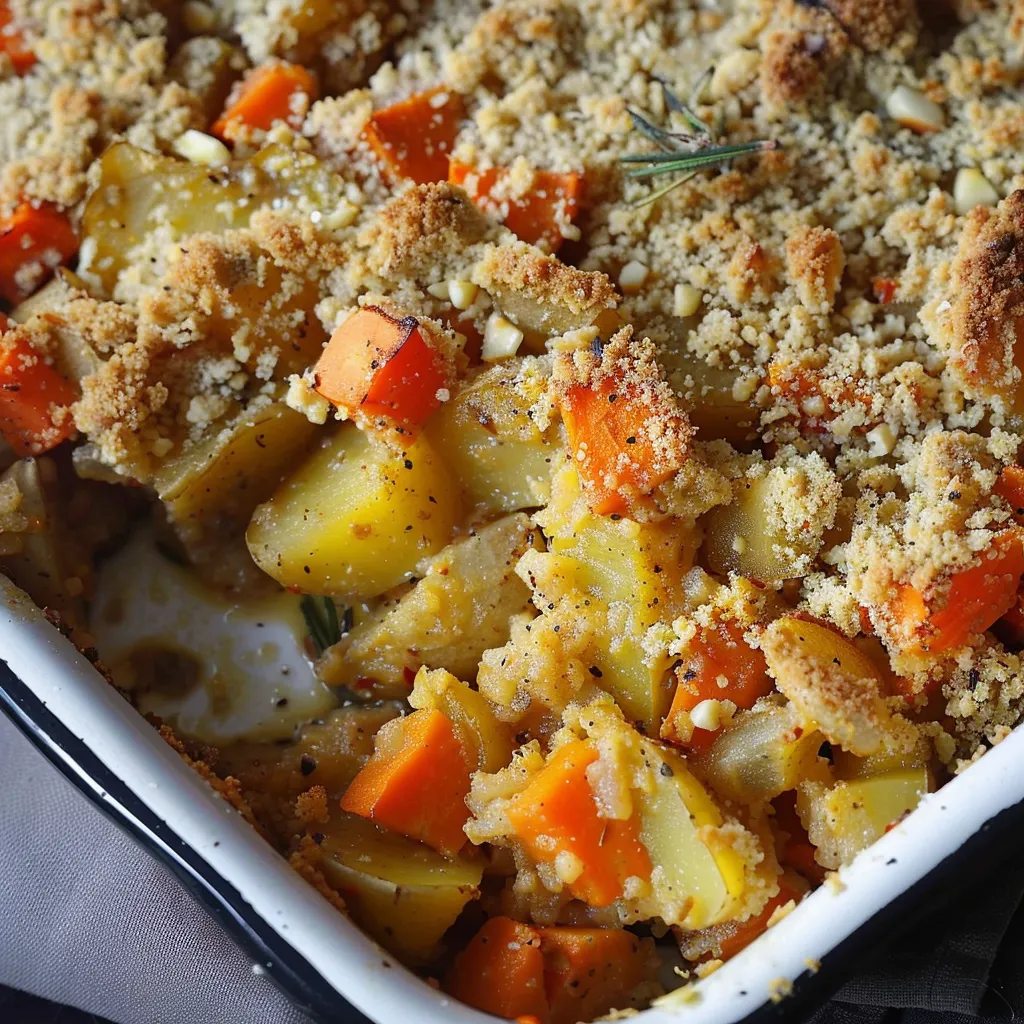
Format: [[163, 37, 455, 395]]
[[425, 362, 560, 514], [154, 400, 319, 584], [701, 454, 839, 582], [637, 742, 749, 929], [761, 617, 895, 756], [246, 425, 459, 598], [796, 768, 931, 869], [319, 813, 483, 965], [691, 703, 829, 804], [320, 514, 539, 691], [80, 142, 346, 295]]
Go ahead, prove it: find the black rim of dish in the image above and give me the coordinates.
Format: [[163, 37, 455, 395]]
[[4, 649, 1024, 1024], [0, 656, 358, 1024]]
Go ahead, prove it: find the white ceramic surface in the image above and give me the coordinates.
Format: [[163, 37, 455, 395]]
[[3, 572, 1024, 1024]]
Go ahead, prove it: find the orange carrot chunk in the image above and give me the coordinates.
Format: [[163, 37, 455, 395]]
[[894, 531, 1024, 655], [449, 159, 582, 252], [505, 740, 651, 908], [365, 87, 463, 185], [995, 465, 1024, 524], [445, 919, 655, 1024], [0, 3, 34, 74], [0, 203, 78, 304], [559, 372, 687, 517], [312, 305, 449, 428], [541, 927, 654, 1024], [212, 61, 317, 142], [0, 336, 77, 455], [661, 619, 774, 751], [444, 917, 550, 1023], [340, 708, 472, 857]]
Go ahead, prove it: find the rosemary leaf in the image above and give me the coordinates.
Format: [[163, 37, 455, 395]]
[[627, 109, 684, 151], [300, 595, 345, 656], [630, 170, 697, 209], [620, 139, 777, 167], [623, 140, 777, 179], [656, 78, 711, 136]]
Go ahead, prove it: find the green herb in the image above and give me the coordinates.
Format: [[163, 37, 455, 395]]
[[300, 595, 347, 656], [621, 80, 777, 208]]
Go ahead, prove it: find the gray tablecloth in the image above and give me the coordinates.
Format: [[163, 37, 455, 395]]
[[2, 707, 1023, 1024]]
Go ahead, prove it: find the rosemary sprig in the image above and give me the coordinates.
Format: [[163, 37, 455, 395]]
[[622, 140, 778, 178], [300, 595, 349, 656], [620, 80, 777, 208]]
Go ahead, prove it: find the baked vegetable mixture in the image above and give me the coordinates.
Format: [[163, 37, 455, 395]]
[[5, 0, 1024, 1018]]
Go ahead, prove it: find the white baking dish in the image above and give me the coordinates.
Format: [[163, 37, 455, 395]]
[[3, 571, 1024, 1024]]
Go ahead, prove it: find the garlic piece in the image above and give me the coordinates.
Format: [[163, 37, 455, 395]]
[[482, 313, 524, 362], [953, 168, 999, 215], [886, 86, 944, 133], [674, 283, 703, 318], [690, 699, 723, 732], [866, 423, 897, 457], [618, 260, 649, 294], [172, 130, 231, 167], [448, 280, 479, 310]]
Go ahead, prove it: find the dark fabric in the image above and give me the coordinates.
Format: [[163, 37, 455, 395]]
[[4, 699, 1024, 1024]]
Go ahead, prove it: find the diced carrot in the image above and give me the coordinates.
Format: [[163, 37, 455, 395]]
[[872, 277, 897, 304], [312, 305, 450, 428], [505, 740, 651, 908], [541, 928, 654, 1024], [339, 708, 472, 856], [995, 465, 1024, 524], [559, 372, 688, 517], [893, 531, 1024, 656], [364, 87, 463, 185], [211, 60, 317, 142], [444, 917, 549, 1022], [445, 919, 656, 1024], [0, 202, 77, 304], [715, 878, 804, 961], [0, 335, 77, 455], [0, 3, 34, 74], [767, 359, 874, 432], [449, 159, 582, 252], [661, 619, 774, 750]]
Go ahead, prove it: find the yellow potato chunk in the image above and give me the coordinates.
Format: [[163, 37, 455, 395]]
[[796, 768, 931, 869], [425, 363, 560, 514], [536, 465, 698, 730], [692, 703, 830, 804], [247, 426, 459, 598], [80, 142, 346, 296], [319, 813, 483, 965], [637, 742, 749, 929], [701, 454, 839, 582]]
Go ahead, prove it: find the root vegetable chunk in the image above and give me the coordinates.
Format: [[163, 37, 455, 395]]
[[312, 306, 451, 429], [340, 707, 472, 857], [761, 616, 895, 756]]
